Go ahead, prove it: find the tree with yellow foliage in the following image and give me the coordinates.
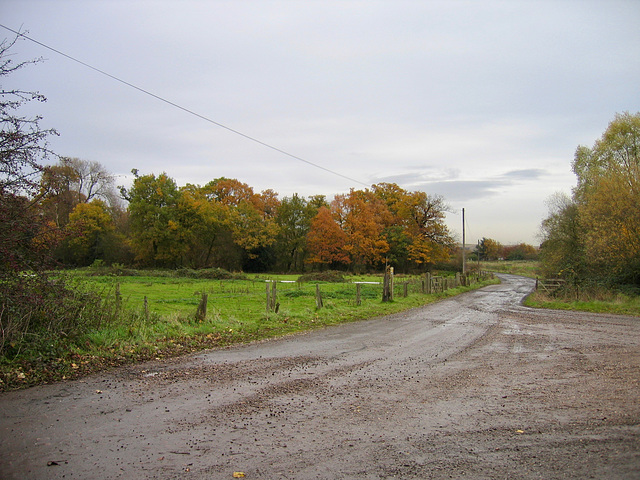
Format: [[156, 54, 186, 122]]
[[541, 112, 640, 286]]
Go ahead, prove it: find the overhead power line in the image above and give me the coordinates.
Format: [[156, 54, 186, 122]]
[[0, 24, 370, 188]]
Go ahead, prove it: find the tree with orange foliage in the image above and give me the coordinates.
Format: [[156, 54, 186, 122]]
[[332, 189, 392, 270], [306, 206, 350, 268]]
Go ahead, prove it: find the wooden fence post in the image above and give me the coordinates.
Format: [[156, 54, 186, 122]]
[[403, 282, 408, 298], [143, 296, 149, 321], [425, 272, 432, 294], [382, 267, 391, 302], [115, 282, 122, 312], [266, 282, 271, 315], [316, 284, 324, 309], [356, 283, 362, 306], [271, 280, 277, 311], [196, 292, 208, 321], [266, 280, 279, 313]]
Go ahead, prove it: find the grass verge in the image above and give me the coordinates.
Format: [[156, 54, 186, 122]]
[[524, 290, 640, 317]]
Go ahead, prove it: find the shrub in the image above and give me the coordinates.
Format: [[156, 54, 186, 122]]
[[297, 270, 347, 283], [0, 273, 112, 358], [174, 268, 246, 280]]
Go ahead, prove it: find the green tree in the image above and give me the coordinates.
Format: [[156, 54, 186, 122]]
[[539, 193, 586, 282], [178, 183, 231, 268], [197, 178, 280, 271], [503, 243, 538, 261], [125, 171, 186, 267], [38, 163, 80, 227], [275, 194, 313, 272]]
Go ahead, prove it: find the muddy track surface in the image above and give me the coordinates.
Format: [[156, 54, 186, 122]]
[[1, 274, 639, 479]]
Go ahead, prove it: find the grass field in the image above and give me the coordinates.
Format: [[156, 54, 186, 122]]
[[477, 260, 541, 278], [1, 271, 498, 390]]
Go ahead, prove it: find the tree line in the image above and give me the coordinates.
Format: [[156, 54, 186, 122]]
[[473, 238, 538, 262], [33, 162, 458, 273]]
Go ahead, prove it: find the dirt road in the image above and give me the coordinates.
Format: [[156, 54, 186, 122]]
[[1, 274, 639, 479]]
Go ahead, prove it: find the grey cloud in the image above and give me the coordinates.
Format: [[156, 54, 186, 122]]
[[374, 167, 551, 203], [501, 169, 547, 180], [414, 180, 506, 202], [369, 168, 460, 187]]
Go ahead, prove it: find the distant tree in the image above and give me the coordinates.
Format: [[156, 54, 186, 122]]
[[62, 200, 115, 265], [307, 194, 330, 210], [199, 178, 280, 271], [204, 177, 256, 206], [503, 243, 538, 261], [275, 194, 312, 271], [178, 183, 231, 268], [476, 237, 503, 261], [62, 157, 119, 206], [333, 189, 391, 271], [38, 163, 80, 227], [306, 206, 351, 268], [403, 191, 453, 267], [38, 157, 120, 229], [124, 171, 186, 267], [372, 183, 454, 271]]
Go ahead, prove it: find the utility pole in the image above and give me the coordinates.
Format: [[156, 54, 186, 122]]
[[462, 208, 466, 274]]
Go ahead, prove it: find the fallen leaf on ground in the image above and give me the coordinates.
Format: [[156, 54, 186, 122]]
[[233, 472, 246, 478]]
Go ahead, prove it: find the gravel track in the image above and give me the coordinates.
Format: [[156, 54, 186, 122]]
[[1, 273, 639, 479]]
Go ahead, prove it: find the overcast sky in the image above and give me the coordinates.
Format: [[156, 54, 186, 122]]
[[3, 0, 639, 245]]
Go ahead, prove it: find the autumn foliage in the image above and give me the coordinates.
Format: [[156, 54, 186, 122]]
[[540, 112, 640, 288], [117, 175, 454, 272]]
